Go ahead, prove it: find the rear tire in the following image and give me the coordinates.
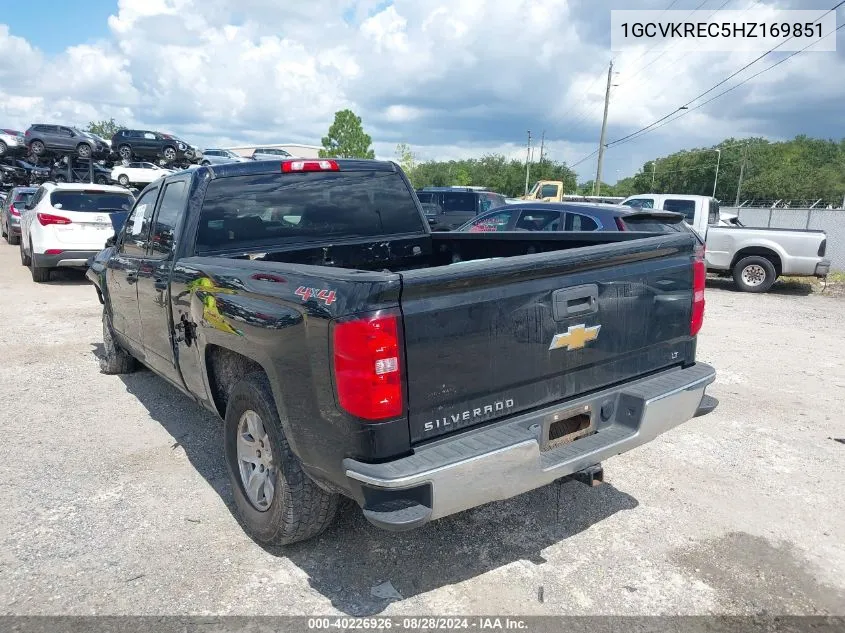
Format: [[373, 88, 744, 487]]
[[30, 256, 51, 283], [19, 241, 30, 266], [8, 231, 19, 246], [733, 256, 777, 293], [224, 372, 339, 546], [100, 309, 137, 374], [0, 141, 7, 157], [118, 145, 132, 161]]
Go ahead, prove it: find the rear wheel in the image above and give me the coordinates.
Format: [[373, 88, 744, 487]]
[[0, 141, 7, 156], [733, 256, 777, 293], [100, 308, 137, 374], [224, 372, 339, 546], [19, 241, 30, 266], [7, 229, 19, 246], [118, 145, 132, 160], [54, 174, 67, 183], [30, 247, 51, 282], [96, 175, 108, 185]]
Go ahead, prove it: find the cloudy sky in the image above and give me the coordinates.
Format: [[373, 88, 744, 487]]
[[1, 0, 843, 182]]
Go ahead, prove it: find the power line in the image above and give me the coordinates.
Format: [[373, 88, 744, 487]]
[[604, 2, 844, 149], [610, 21, 845, 148]]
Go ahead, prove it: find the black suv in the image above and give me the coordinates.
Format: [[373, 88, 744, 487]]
[[111, 129, 199, 163], [25, 124, 110, 159], [415, 186, 508, 230]]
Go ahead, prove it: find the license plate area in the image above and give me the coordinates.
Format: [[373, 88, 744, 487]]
[[540, 404, 595, 451]]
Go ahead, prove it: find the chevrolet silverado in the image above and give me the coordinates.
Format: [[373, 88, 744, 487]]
[[87, 158, 717, 545]]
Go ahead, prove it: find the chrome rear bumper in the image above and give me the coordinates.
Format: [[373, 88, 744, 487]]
[[345, 363, 717, 530]]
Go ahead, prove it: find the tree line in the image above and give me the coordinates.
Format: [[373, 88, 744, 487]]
[[88, 110, 845, 206]]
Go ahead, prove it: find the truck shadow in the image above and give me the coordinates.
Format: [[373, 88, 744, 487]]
[[706, 276, 814, 296], [94, 344, 640, 616]]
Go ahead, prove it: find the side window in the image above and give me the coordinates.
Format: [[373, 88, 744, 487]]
[[624, 198, 654, 209], [663, 199, 697, 222], [120, 188, 159, 257], [144, 132, 156, 140], [540, 184, 559, 198], [565, 213, 600, 231], [149, 181, 187, 257], [468, 209, 514, 232], [58, 127, 73, 137], [514, 210, 562, 231], [128, 162, 140, 169]]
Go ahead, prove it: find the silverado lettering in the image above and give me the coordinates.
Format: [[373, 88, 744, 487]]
[[424, 398, 515, 433], [87, 158, 717, 546]]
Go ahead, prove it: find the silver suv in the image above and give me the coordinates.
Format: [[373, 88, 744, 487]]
[[250, 147, 293, 161], [25, 124, 109, 159], [0, 129, 26, 157], [200, 149, 250, 165]]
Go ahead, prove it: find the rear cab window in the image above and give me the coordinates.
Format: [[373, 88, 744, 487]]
[[662, 199, 697, 223], [196, 169, 425, 253], [622, 197, 655, 209], [708, 198, 720, 225], [440, 192, 477, 215]]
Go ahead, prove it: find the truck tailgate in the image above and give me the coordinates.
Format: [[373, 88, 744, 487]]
[[399, 233, 698, 443]]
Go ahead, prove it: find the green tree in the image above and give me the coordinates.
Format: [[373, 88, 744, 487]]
[[86, 118, 124, 138], [394, 143, 416, 176], [319, 109, 375, 159]]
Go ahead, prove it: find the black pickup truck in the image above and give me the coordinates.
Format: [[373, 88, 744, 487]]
[[87, 158, 717, 546]]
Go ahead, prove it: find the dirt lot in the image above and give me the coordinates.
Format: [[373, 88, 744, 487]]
[[0, 243, 843, 617]]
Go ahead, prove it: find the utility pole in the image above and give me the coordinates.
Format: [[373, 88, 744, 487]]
[[524, 130, 532, 196], [712, 148, 722, 198], [538, 130, 545, 164], [594, 60, 613, 196], [734, 144, 747, 207], [651, 160, 657, 191]]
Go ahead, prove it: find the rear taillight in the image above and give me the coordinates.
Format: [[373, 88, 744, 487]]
[[37, 212, 71, 226], [690, 243, 706, 336], [281, 159, 339, 173], [615, 217, 627, 231], [45, 249, 63, 255], [818, 239, 827, 257], [9, 204, 20, 217], [332, 310, 403, 421]]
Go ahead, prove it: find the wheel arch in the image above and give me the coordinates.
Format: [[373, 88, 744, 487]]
[[731, 247, 782, 276]]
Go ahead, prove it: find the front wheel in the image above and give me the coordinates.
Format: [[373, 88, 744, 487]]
[[118, 174, 129, 186], [224, 372, 339, 546], [30, 140, 45, 156], [77, 143, 92, 158], [118, 145, 132, 160], [163, 147, 177, 161], [0, 141, 7, 156], [733, 256, 777, 293]]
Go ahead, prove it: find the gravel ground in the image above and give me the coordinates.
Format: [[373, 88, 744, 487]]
[[0, 243, 843, 617]]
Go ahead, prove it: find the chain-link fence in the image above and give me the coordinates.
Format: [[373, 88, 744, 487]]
[[719, 207, 844, 272]]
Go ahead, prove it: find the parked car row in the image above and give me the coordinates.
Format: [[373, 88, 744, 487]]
[[418, 186, 832, 293]]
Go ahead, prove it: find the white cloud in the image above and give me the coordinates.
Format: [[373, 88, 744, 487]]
[[0, 0, 843, 181]]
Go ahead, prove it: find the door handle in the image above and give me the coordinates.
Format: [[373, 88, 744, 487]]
[[126, 272, 137, 284], [552, 284, 599, 321]]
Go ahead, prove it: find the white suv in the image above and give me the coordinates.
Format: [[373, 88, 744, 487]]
[[19, 182, 135, 282]]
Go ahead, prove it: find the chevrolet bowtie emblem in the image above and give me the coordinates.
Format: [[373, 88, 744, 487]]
[[549, 324, 601, 351]]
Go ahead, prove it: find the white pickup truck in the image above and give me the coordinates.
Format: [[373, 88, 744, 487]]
[[620, 194, 830, 293]]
